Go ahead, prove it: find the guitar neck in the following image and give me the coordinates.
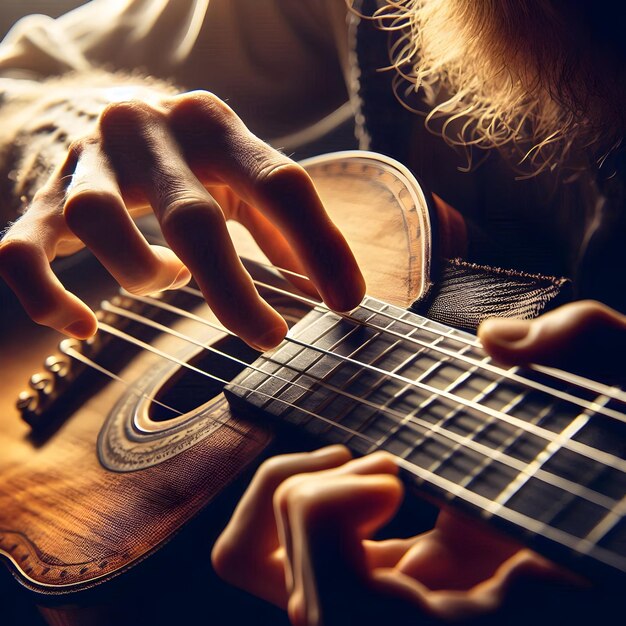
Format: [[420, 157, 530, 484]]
[[225, 296, 626, 585]]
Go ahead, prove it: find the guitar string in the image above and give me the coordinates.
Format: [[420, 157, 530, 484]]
[[123, 290, 626, 474], [86, 320, 624, 573], [101, 298, 618, 512], [58, 341, 268, 441], [193, 279, 626, 422], [214, 276, 626, 412], [243, 258, 626, 405]]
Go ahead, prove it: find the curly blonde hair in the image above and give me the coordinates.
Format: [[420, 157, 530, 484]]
[[356, 0, 626, 175]]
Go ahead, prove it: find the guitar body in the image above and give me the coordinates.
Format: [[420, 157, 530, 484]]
[[0, 152, 433, 620]]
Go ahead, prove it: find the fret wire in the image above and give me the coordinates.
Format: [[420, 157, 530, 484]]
[[301, 317, 422, 440], [242, 311, 349, 416], [283, 324, 626, 473], [456, 389, 533, 491], [91, 320, 626, 575], [97, 321, 379, 445], [360, 296, 626, 412], [418, 357, 504, 478], [125, 290, 626, 490], [105, 299, 618, 511], [581, 495, 626, 551], [372, 310, 474, 456], [235, 259, 626, 405], [491, 396, 611, 513], [393, 454, 626, 575], [358, 336, 450, 448], [257, 308, 398, 430], [181, 283, 626, 423], [344, 300, 626, 424], [370, 356, 452, 455]]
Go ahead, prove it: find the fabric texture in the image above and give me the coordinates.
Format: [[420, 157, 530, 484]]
[[411, 257, 573, 332]]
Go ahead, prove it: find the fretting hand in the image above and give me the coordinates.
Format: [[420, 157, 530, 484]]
[[212, 300, 626, 626], [479, 299, 626, 384], [212, 447, 581, 626], [0, 90, 365, 350]]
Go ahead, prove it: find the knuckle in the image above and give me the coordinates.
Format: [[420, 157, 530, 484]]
[[273, 474, 319, 518], [169, 90, 232, 120], [578, 300, 614, 323], [63, 190, 116, 226], [66, 136, 96, 161], [256, 162, 312, 196], [98, 100, 156, 138], [568, 299, 619, 333], [167, 91, 236, 141], [160, 197, 223, 233], [256, 454, 294, 486], [0, 237, 38, 270], [55, 135, 99, 181]]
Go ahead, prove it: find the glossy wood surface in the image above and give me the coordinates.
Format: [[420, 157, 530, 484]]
[[0, 152, 431, 594]]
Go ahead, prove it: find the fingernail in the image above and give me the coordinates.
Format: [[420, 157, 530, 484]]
[[483, 318, 531, 345], [167, 266, 192, 290], [64, 319, 96, 338]]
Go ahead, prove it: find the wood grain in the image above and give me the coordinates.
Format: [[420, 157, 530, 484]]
[[0, 152, 431, 593]]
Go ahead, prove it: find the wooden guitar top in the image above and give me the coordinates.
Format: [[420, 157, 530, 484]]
[[0, 151, 432, 593]]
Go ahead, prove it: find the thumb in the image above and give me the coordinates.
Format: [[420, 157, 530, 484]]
[[478, 300, 626, 381]]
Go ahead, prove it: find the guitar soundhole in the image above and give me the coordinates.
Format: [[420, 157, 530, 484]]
[[149, 336, 259, 422]]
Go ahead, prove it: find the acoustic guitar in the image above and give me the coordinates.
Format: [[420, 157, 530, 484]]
[[0, 151, 623, 624]]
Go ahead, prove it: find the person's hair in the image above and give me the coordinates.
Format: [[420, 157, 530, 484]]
[[361, 0, 626, 175]]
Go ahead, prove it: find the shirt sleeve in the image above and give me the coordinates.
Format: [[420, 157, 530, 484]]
[[0, 0, 350, 138]]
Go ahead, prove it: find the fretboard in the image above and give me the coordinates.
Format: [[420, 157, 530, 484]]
[[225, 297, 626, 584]]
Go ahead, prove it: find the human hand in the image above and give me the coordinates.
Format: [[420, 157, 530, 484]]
[[478, 300, 626, 383], [212, 446, 580, 626], [0, 90, 364, 349]]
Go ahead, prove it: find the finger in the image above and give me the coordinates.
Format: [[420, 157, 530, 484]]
[[211, 445, 352, 607], [64, 140, 191, 294], [397, 511, 519, 591], [464, 550, 588, 625], [231, 198, 320, 298], [99, 102, 286, 350], [371, 546, 583, 624], [288, 475, 403, 626], [0, 177, 97, 338], [274, 454, 402, 626], [478, 300, 626, 380], [165, 92, 366, 312], [363, 536, 422, 570]]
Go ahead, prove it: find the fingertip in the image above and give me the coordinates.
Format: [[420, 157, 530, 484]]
[[320, 261, 366, 313], [150, 245, 192, 290], [249, 316, 288, 352], [167, 265, 192, 290], [63, 316, 98, 339], [478, 317, 532, 362]]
